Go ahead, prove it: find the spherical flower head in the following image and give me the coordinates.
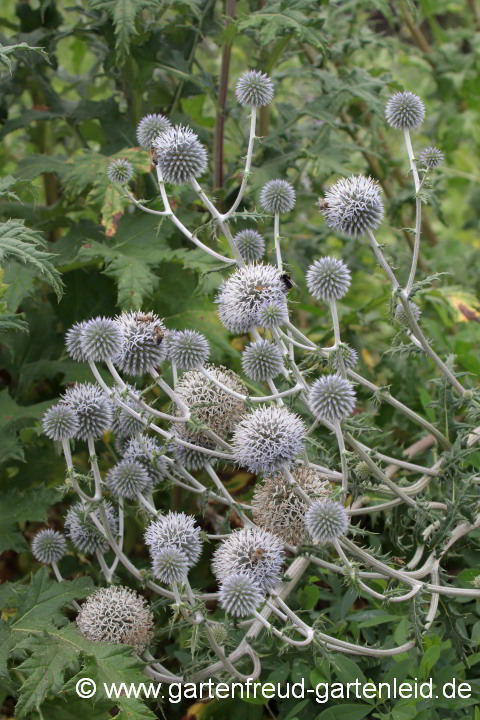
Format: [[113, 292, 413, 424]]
[[111, 385, 145, 439], [123, 435, 168, 485], [257, 300, 289, 329], [144, 511, 202, 568], [219, 572, 264, 617], [154, 125, 207, 184], [234, 229, 265, 263], [212, 527, 284, 592], [395, 300, 421, 328], [80, 316, 124, 363], [106, 459, 152, 499], [232, 405, 306, 475], [354, 461, 370, 481], [329, 344, 358, 372], [107, 158, 134, 185], [385, 91, 425, 130], [152, 546, 189, 585], [60, 382, 113, 440], [419, 146, 444, 169], [260, 179, 296, 214], [252, 467, 332, 545], [136, 113, 171, 149], [306, 257, 351, 301], [235, 70, 274, 107], [168, 329, 209, 370], [309, 374, 356, 423], [65, 321, 88, 362], [321, 176, 384, 238], [42, 403, 79, 441], [169, 425, 217, 471], [216, 264, 287, 334], [76, 586, 154, 654], [304, 498, 349, 545], [241, 339, 283, 382], [32, 529, 66, 564], [65, 501, 118, 554], [113, 311, 167, 376]]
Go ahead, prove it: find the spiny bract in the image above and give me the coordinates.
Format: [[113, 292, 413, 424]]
[[419, 146, 444, 169]]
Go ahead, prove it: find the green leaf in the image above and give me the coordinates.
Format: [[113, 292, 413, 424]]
[[0, 389, 54, 464], [315, 705, 373, 720], [89, 0, 161, 61], [0, 487, 60, 553], [0, 42, 49, 73]]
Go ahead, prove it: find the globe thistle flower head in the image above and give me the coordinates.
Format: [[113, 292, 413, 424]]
[[60, 382, 113, 440], [65, 501, 118, 554], [136, 113, 171, 149], [212, 527, 284, 592], [252, 467, 332, 545], [168, 329, 209, 370], [219, 572, 264, 617], [309, 374, 356, 423], [107, 158, 134, 184], [65, 321, 88, 362], [111, 385, 145, 438], [395, 300, 421, 327], [235, 70, 274, 107], [385, 91, 425, 130], [322, 176, 384, 238], [123, 435, 168, 484], [32, 529, 66, 564], [154, 125, 207, 184], [113, 311, 167, 376], [241, 338, 283, 382], [306, 257, 351, 301], [232, 405, 306, 474], [169, 426, 217, 471], [329, 344, 358, 372], [144, 511, 202, 568], [216, 264, 287, 334], [305, 499, 349, 545], [355, 461, 370, 481], [260, 179, 296, 214], [419, 146, 444, 169], [106, 459, 152, 499], [42, 403, 79, 441], [257, 299, 289, 329], [80, 316, 124, 363], [76, 586, 154, 654], [152, 546, 189, 585], [234, 229, 265, 263]]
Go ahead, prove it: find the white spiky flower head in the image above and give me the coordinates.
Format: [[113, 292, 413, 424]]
[[232, 405, 306, 474], [111, 385, 145, 438], [60, 382, 113, 440], [385, 91, 425, 130], [107, 158, 134, 184], [154, 125, 207, 184], [309, 374, 356, 423], [64, 501, 118, 554], [241, 338, 283, 382], [215, 263, 287, 334], [395, 300, 421, 327], [169, 425, 217, 471], [76, 586, 154, 654], [145, 511, 202, 568], [113, 311, 167, 376], [306, 257, 351, 301], [65, 321, 88, 362], [152, 546, 189, 585], [123, 435, 168, 485], [257, 299, 289, 329], [235, 70, 274, 107], [260, 179, 296, 214], [329, 344, 358, 372], [234, 229, 265, 263], [168, 329, 209, 370], [136, 113, 171, 149], [419, 146, 444, 169], [42, 403, 79, 441], [219, 572, 264, 617], [80, 316, 124, 363], [321, 176, 384, 239], [106, 459, 152, 499], [212, 527, 284, 592], [304, 499, 349, 545], [252, 467, 332, 545], [31, 529, 66, 564]]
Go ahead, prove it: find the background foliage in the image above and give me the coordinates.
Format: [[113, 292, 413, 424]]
[[0, 0, 479, 718]]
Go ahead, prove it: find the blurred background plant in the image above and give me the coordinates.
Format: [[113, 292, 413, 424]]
[[0, 1, 479, 719]]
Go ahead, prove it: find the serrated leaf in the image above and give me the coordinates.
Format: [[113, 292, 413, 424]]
[[0, 487, 61, 553], [0, 42, 49, 73], [90, 0, 161, 61]]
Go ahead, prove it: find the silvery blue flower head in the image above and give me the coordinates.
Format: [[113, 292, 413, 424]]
[[113, 311, 167, 376], [309, 373, 356, 423], [232, 405, 306, 474], [111, 384, 145, 438], [219, 572, 264, 617], [64, 501, 118, 554], [80, 316, 124, 363], [105, 459, 152, 499], [168, 329, 210, 370], [212, 527, 284, 592], [257, 299, 289, 329], [260, 179, 296, 214], [65, 321, 88, 362], [152, 546, 189, 585], [234, 229, 265, 263], [306, 257, 351, 301], [42, 403, 79, 441], [136, 113, 171, 149], [241, 338, 284, 382], [123, 435, 168, 485], [216, 263, 287, 334], [235, 70, 274, 107], [385, 91, 425, 130], [144, 511, 202, 568], [321, 176, 384, 238], [32, 529, 66, 564], [60, 382, 113, 440], [329, 344, 358, 372], [154, 125, 207, 184], [419, 146, 444, 169], [107, 158, 134, 184], [169, 426, 217, 471], [304, 499, 349, 545], [395, 300, 421, 327]]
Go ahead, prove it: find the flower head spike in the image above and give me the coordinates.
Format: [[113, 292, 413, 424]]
[[111, 385, 145, 438], [309, 374, 356, 423], [152, 546, 189, 585], [136, 113, 171, 149], [113, 311, 167, 376], [123, 435, 168, 484], [76, 586, 154, 654], [321, 176, 384, 238], [257, 300, 289, 329], [60, 382, 113, 440], [107, 158, 134, 184], [145, 512, 202, 568], [106, 459, 152, 499], [80, 316, 124, 363], [419, 146, 444, 169], [234, 229, 265, 263], [219, 572, 264, 617], [42, 404, 79, 441], [306, 257, 351, 301], [168, 329, 209, 370], [260, 179, 296, 214], [65, 501, 118, 554], [355, 461, 370, 480], [235, 70, 274, 107], [395, 300, 421, 327], [32, 529, 66, 564], [169, 426, 217, 471], [304, 499, 349, 545], [154, 125, 207, 184], [242, 339, 283, 382], [65, 321, 88, 362], [329, 344, 358, 372], [212, 527, 284, 592], [385, 91, 425, 130]]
